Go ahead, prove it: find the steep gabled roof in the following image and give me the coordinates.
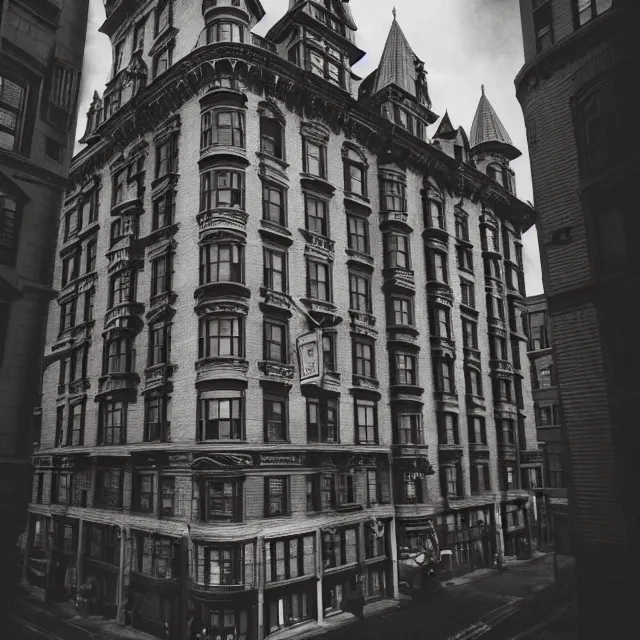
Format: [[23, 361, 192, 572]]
[[470, 85, 521, 159], [373, 17, 420, 97], [434, 111, 456, 139]]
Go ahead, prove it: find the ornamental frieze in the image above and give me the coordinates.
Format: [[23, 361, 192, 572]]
[[258, 453, 307, 467], [195, 357, 249, 383], [351, 374, 379, 391], [191, 454, 254, 471], [258, 361, 295, 382], [197, 209, 249, 236], [194, 299, 249, 317]]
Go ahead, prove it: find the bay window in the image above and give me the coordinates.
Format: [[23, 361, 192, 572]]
[[135, 534, 175, 579], [196, 544, 243, 585], [385, 233, 410, 269], [322, 527, 358, 569], [390, 297, 413, 326], [99, 400, 127, 445], [265, 535, 315, 583], [206, 21, 244, 43], [198, 395, 244, 441], [200, 243, 243, 284], [380, 177, 407, 212], [395, 413, 422, 445], [198, 316, 243, 358], [200, 169, 244, 210], [201, 109, 245, 148], [392, 353, 417, 386]]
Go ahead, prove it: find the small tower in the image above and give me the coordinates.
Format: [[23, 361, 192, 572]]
[[470, 85, 521, 193], [359, 10, 438, 140], [267, 0, 365, 94], [79, 90, 102, 145], [198, 0, 266, 46], [433, 111, 470, 163]]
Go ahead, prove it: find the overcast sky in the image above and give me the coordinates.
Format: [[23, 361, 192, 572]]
[[76, 0, 543, 295]]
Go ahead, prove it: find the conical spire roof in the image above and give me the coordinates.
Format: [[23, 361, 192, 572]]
[[373, 15, 420, 97], [470, 85, 514, 147]]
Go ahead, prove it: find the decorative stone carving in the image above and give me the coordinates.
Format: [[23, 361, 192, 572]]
[[191, 454, 254, 471], [197, 209, 249, 236]]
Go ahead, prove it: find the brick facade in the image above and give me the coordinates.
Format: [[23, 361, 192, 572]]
[[27, 2, 538, 639]]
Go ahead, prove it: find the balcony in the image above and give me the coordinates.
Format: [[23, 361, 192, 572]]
[[143, 364, 174, 394], [301, 229, 335, 262], [196, 357, 249, 383], [195, 280, 251, 303], [489, 359, 514, 374], [351, 374, 380, 393], [464, 347, 482, 366], [425, 280, 454, 302], [422, 225, 449, 246], [111, 196, 143, 218], [465, 394, 486, 412], [469, 442, 490, 458], [104, 302, 145, 331], [189, 579, 250, 595], [258, 361, 295, 385], [349, 310, 377, 339], [345, 248, 374, 270], [392, 443, 429, 460], [386, 325, 419, 348], [487, 316, 508, 332], [379, 210, 410, 230], [520, 449, 544, 465], [438, 444, 464, 462], [252, 33, 278, 53], [300, 297, 341, 327], [98, 372, 140, 395], [197, 209, 249, 238], [259, 288, 292, 317]]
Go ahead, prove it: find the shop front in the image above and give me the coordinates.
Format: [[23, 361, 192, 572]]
[[321, 566, 359, 616], [263, 578, 317, 636], [396, 517, 441, 597], [502, 503, 531, 559], [189, 588, 258, 640], [26, 515, 48, 590], [82, 522, 121, 618], [49, 517, 79, 601]]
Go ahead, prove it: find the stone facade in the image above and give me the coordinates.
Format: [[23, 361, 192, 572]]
[[0, 0, 88, 605], [516, 0, 639, 636], [26, 2, 538, 639]]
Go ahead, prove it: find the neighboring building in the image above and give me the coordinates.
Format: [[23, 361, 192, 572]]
[[516, 0, 639, 635], [25, 2, 537, 639], [0, 0, 89, 610], [524, 294, 569, 554]]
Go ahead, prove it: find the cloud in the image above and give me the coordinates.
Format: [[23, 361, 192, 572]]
[[75, 0, 543, 294]]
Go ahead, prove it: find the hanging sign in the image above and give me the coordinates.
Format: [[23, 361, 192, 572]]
[[297, 330, 324, 384]]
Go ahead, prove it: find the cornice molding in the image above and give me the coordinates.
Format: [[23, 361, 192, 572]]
[[72, 43, 535, 231]]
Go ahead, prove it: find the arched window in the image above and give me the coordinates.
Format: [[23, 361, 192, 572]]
[[342, 146, 367, 197]]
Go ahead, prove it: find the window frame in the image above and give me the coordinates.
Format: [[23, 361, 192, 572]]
[[306, 259, 331, 302], [355, 398, 378, 445], [347, 214, 370, 254], [198, 316, 243, 359], [306, 396, 339, 444], [265, 476, 290, 518], [262, 182, 286, 226], [264, 395, 288, 443], [198, 396, 244, 441], [263, 247, 287, 293]]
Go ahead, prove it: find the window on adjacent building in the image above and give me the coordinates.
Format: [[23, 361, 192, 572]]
[[0, 73, 27, 152], [0, 190, 21, 267], [307, 397, 338, 443], [347, 215, 369, 254], [265, 477, 290, 517], [547, 447, 564, 488], [575, 0, 612, 27], [96, 402, 126, 447], [355, 398, 378, 444], [200, 243, 243, 284], [385, 233, 410, 269], [201, 110, 245, 148], [133, 20, 146, 52], [533, 0, 554, 53], [262, 183, 286, 226], [200, 169, 244, 209], [264, 248, 286, 292], [198, 316, 243, 359], [199, 396, 243, 441], [264, 397, 288, 443], [303, 139, 326, 178], [343, 147, 367, 196], [307, 259, 330, 301]]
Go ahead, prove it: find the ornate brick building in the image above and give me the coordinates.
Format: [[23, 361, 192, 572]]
[[516, 0, 639, 635], [0, 0, 88, 612], [26, 2, 537, 639]]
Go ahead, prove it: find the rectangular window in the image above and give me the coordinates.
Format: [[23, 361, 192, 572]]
[[151, 254, 172, 297], [460, 279, 475, 308], [134, 473, 154, 513], [203, 480, 242, 522], [575, 0, 612, 27], [435, 360, 455, 394], [198, 316, 242, 359], [431, 306, 451, 339], [427, 250, 448, 283], [305, 196, 328, 236], [263, 183, 286, 225], [344, 149, 366, 196], [385, 233, 410, 269], [337, 473, 355, 505], [462, 319, 478, 349], [353, 338, 374, 378], [468, 416, 486, 444], [60, 298, 77, 332], [67, 402, 85, 446], [393, 353, 416, 386], [322, 527, 358, 569], [322, 333, 336, 372], [155, 136, 178, 178], [457, 245, 474, 272], [307, 397, 338, 443], [445, 466, 459, 497], [264, 248, 286, 292], [264, 397, 288, 442], [390, 297, 413, 326], [55, 473, 72, 505], [133, 20, 146, 52], [533, 1, 554, 52], [144, 395, 168, 442], [97, 468, 124, 509], [149, 321, 171, 366], [152, 191, 175, 230], [199, 397, 243, 441], [0, 74, 27, 152], [466, 367, 483, 397], [46, 62, 80, 131], [380, 178, 407, 212], [307, 260, 330, 301], [528, 311, 549, 350], [200, 243, 243, 285], [455, 216, 469, 241], [160, 476, 175, 517], [304, 140, 326, 178], [260, 109, 284, 159], [264, 319, 287, 363], [201, 110, 244, 148], [439, 413, 459, 445], [200, 169, 244, 210], [155, 0, 171, 35], [0, 193, 20, 267], [100, 400, 127, 445], [347, 215, 369, 254], [396, 413, 421, 445], [349, 272, 371, 312], [265, 477, 290, 517], [425, 199, 445, 229], [355, 399, 377, 444], [367, 469, 380, 506]]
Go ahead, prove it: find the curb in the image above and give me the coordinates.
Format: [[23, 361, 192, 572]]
[[506, 604, 571, 640]]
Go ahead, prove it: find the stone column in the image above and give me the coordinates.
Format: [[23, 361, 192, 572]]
[[315, 528, 323, 624], [256, 536, 265, 640], [493, 502, 505, 565], [75, 518, 85, 599], [388, 518, 400, 599], [115, 527, 127, 625], [179, 536, 190, 640], [524, 499, 534, 559], [44, 516, 54, 604], [22, 511, 32, 582]]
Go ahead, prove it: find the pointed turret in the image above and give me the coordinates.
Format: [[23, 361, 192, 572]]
[[470, 85, 521, 160], [434, 111, 456, 140], [358, 11, 438, 135], [433, 111, 470, 162]]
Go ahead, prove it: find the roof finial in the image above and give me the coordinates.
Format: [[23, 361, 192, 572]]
[[392, 5, 397, 20], [481, 84, 485, 96]]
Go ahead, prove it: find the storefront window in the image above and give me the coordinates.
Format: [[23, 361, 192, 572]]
[[265, 588, 315, 633]]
